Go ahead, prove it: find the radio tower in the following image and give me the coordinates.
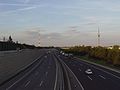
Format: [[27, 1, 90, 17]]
[[98, 27, 100, 46]]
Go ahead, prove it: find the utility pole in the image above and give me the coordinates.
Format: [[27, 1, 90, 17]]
[[98, 27, 100, 46]]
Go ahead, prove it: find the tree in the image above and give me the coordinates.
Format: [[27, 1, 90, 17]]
[[113, 45, 119, 50], [8, 36, 13, 42]]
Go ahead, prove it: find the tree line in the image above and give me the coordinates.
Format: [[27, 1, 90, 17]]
[[0, 36, 36, 51], [63, 45, 120, 65]]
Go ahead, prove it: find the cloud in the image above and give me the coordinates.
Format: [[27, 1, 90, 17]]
[[3, 28, 120, 47], [24, 0, 31, 4], [0, 4, 46, 15], [18, 6, 37, 11]]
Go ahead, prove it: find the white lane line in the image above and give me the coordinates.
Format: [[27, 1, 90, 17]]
[[39, 81, 43, 87], [75, 57, 120, 80], [79, 68, 81, 71], [25, 81, 31, 87], [45, 71, 48, 76], [92, 65, 120, 79], [44, 56, 47, 58], [99, 75, 106, 79], [74, 85, 77, 88], [87, 76, 92, 80], [60, 59, 84, 90], [6, 55, 44, 90]]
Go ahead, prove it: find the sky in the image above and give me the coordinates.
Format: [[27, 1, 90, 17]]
[[0, 0, 120, 46]]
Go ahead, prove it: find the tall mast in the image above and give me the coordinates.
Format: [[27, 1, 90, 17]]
[[98, 27, 100, 46]]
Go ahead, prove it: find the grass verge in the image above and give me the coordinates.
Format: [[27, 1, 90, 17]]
[[77, 55, 120, 71]]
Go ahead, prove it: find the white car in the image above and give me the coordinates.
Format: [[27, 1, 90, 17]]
[[85, 69, 93, 75]]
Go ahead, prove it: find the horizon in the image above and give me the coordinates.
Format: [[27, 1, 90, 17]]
[[0, 0, 120, 46]]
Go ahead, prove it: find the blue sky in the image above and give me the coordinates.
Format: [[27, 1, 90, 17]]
[[0, 0, 120, 46]]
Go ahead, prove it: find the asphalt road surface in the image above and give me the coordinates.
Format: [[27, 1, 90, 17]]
[[0, 49, 120, 90], [59, 53, 120, 90], [0, 49, 83, 90]]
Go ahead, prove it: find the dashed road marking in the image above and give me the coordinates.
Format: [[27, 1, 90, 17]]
[[99, 75, 106, 79], [45, 72, 48, 76], [74, 85, 77, 88], [87, 76, 92, 80], [79, 68, 81, 71], [39, 81, 43, 87], [25, 81, 31, 87], [44, 56, 47, 58]]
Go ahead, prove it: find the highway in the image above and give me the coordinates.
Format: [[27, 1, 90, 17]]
[[0, 49, 120, 90], [60, 53, 120, 90], [0, 49, 83, 90]]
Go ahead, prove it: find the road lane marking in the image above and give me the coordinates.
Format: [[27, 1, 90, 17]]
[[74, 85, 77, 88], [92, 66, 120, 79], [79, 68, 81, 71], [25, 81, 31, 87], [39, 81, 43, 87], [60, 58, 85, 90], [44, 56, 47, 58], [75, 57, 120, 80], [99, 75, 106, 79], [87, 76, 92, 80], [6, 55, 44, 90], [45, 71, 48, 76]]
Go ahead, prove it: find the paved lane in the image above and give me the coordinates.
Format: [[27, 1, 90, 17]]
[[0, 49, 84, 90], [1, 51, 56, 90], [60, 54, 120, 90]]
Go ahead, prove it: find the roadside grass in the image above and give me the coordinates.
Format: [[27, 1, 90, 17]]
[[77, 55, 120, 71]]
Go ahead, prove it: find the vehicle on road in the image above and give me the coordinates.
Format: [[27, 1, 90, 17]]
[[85, 69, 93, 75]]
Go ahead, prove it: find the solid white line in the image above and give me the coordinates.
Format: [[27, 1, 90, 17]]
[[61, 59, 84, 90], [99, 75, 106, 79], [39, 81, 43, 87], [87, 76, 92, 80], [53, 58, 59, 90], [93, 66, 120, 79], [25, 81, 31, 87], [75, 57, 120, 80], [6, 55, 44, 90]]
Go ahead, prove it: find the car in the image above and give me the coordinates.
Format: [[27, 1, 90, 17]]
[[85, 69, 93, 75]]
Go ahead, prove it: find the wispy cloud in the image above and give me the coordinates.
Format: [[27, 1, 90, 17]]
[[24, 0, 31, 4], [0, 4, 47, 15]]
